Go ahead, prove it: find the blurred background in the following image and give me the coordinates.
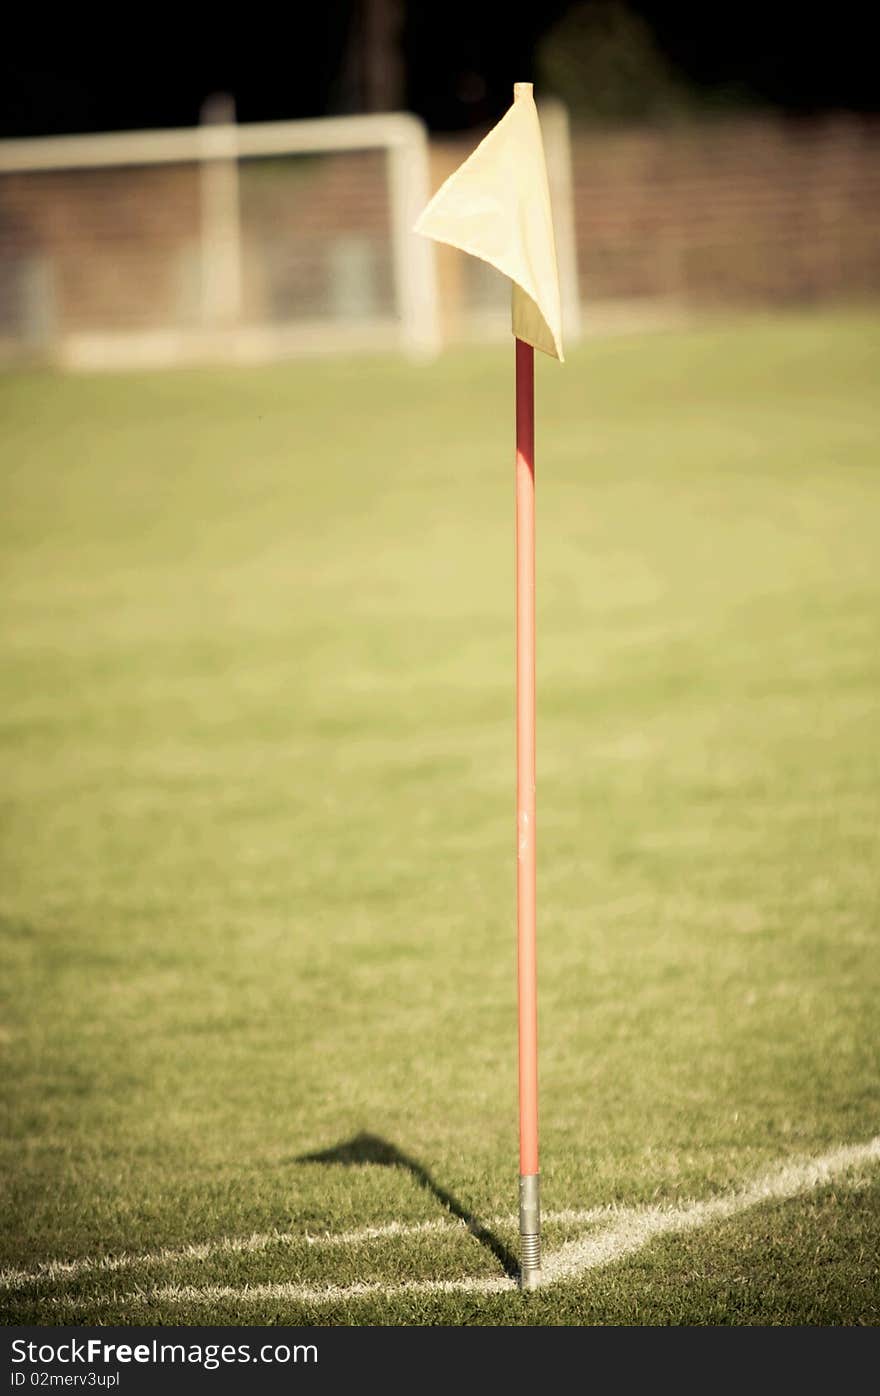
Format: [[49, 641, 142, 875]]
[[1, 0, 878, 368]]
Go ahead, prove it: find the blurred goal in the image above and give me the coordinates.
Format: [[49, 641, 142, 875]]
[[0, 105, 440, 369]]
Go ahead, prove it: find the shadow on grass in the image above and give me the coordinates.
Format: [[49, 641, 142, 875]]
[[297, 1132, 518, 1280]]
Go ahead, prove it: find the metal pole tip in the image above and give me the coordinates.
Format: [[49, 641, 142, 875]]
[[520, 1264, 543, 1292], [519, 1173, 542, 1293]]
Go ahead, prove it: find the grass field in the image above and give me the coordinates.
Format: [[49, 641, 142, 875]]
[[1, 308, 879, 1326]]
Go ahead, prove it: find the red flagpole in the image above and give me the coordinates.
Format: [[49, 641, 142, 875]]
[[516, 334, 541, 1289]]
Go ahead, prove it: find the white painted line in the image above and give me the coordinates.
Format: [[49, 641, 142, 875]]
[[15, 1134, 877, 1309], [151, 1135, 880, 1306], [157, 1133, 880, 1306], [155, 1275, 516, 1304], [0, 1221, 442, 1291], [543, 1135, 880, 1283], [0, 1207, 615, 1292]]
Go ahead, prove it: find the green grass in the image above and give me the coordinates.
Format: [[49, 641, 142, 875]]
[[1, 308, 879, 1325]]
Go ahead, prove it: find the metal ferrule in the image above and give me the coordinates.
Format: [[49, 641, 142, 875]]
[[519, 1173, 542, 1290]]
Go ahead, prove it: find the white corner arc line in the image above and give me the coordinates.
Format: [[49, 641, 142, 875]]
[[0, 1208, 617, 1292], [157, 1135, 880, 1306], [13, 1135, 879, 1308]]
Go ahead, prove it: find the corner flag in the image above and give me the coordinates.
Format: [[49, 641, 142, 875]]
[[414, 83, 564, 362], [415, 83, 564, 1291]]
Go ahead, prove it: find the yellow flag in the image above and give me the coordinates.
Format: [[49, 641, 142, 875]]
[[414, 83, 564, 362]]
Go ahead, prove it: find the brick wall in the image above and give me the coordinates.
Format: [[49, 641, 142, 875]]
[[434, 114, 880, 315], [569, 116, 880, 305]]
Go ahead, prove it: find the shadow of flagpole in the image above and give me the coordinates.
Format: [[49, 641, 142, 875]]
[[296, 1132, 519, 1280]]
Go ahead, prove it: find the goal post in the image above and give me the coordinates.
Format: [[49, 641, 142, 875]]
[[0, 110, 441, 367], [0, 104, 579, 370]]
